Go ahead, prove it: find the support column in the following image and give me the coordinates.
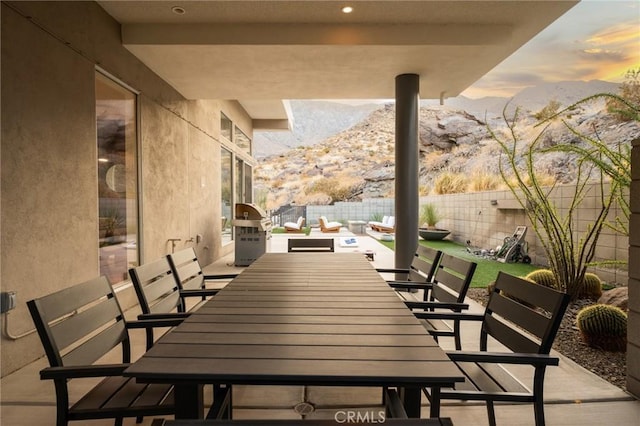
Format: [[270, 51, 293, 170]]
[[395, 74, 420, 270]]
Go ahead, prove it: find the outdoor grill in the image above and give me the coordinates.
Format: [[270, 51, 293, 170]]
[[231, 203, 272, 266]]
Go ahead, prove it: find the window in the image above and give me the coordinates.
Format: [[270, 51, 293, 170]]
[[244, 163, 253, 203], [221, 112, 232, 142], [96, 72, 138, 284], [235, 158, 244, 204], [234, 125, 251, 155], [221, 147, 233, 244]]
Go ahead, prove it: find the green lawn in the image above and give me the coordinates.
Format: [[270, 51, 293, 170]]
[[376, 239, 540, 288]]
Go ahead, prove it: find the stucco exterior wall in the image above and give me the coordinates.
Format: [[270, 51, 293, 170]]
[[0, 2, 248, 375]]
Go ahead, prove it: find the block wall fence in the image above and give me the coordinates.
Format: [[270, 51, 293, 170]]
[[306, 183, 628, 285]]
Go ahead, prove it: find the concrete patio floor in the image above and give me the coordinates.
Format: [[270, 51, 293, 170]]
[[2, 230, 638, 425]]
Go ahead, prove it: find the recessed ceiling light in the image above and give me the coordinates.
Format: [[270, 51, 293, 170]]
[[342, 6, 353, 14], [171, 6, 186, 15]]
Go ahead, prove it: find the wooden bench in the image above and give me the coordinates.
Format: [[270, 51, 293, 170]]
[[129, 256, 220, 349], [287, 238, 335, 252], [419, 272, 570, 426], [27, 276, 179, 426]]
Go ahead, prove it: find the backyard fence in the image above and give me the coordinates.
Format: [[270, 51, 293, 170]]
[[274, 183, 628, 284]]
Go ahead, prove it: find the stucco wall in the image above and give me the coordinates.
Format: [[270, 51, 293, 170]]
[[1, 1, 101, 375], [0, 2, 247, 375]]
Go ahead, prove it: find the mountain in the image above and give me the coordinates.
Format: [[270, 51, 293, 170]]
[[421, 80, 620, 117], [256, 81, 621, 158], [253, 100, 381, 158], [254, 80, 636, 210]]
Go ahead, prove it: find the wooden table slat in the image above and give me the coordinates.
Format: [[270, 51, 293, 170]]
[[161, 332, 437, 347], [176, 322, 430, 335], [180, 314, 420, 325], [145, 344, 450, 361]]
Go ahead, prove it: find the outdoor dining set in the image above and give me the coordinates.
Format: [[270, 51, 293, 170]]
[[27, 243, 569, 426]]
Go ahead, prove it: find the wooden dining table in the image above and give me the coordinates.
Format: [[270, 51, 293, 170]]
[[124, 252, 464, 419]]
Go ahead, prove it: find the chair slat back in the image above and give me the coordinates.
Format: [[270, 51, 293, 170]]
[[129, 257, 182, 315], [483, 272, 570, 354], [27, 276, 128, 368], [288, 238, 335, 252], [168, 247, 205, 292], [406, 246, 442, 284], [431, 254, 476, 303]]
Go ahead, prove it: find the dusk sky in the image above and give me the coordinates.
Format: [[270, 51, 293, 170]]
[[462, 0, 640, 99]]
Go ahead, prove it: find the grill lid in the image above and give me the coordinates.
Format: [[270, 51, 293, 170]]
[[235, 203, 267, 220]]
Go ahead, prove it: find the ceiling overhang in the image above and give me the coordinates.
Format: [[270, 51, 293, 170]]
[[97, 1, 579, 124]]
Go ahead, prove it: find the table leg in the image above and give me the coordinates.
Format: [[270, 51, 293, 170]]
[[174, 383, 204, 419], [429, 387, 441, 418], [400, 386, 421, 418]]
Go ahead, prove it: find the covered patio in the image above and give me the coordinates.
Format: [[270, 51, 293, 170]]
[[2, 0, 639, 424]]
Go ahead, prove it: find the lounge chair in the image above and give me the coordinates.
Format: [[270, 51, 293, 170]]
[[319, 216, 342, 233], [370, 215, 395, 233], [284, 216, 305, 232]]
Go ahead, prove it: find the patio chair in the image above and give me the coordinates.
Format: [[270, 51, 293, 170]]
[[419, 271, 571, 426], [129, 256, 219, 349], [397, 253, 477, 350], [168, 247, 238, 307], [369, 215, 395, 232], [376, 245, 443, 294], [283, 216, 305, 232], [319, 216, 342, 232], [27, 276, 178, 426], [288, 238, 335, 252]]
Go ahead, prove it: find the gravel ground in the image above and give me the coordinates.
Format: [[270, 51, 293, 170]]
[[466, 288, 627, 390]]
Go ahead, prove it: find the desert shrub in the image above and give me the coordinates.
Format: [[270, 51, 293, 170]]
[[576, 273, 603, 300], [370, 212, 384, 222], [576, 304, 627, 352], [534, 99, 562, 121], [419, 203, 441, 228], [522, 172, 556, 187], [433, 172, 468, 194], [294, 192, 333, 206], [606, 68, 640, 122], [468, 171, 503, 192], [306, 177, 353, 204], [524, 269, 559, 289], [419, 185, 430, 196]]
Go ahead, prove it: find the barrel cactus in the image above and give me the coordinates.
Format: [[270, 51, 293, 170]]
[[576, 273, 603, 300], [524, 269, 558, 290], [576, 304, 627, 352]]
